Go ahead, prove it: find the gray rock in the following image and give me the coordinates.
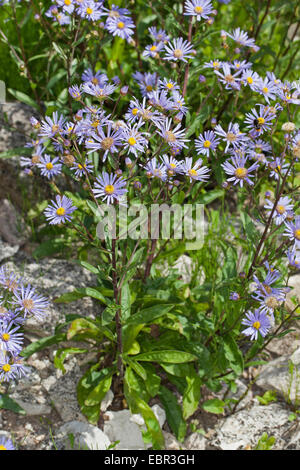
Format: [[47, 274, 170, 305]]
[[256, 355, 300, 403], [0, 199, 29, 246], [184, 433, 207, 450], [57, 421, 110, 450], [10, 397, 51, 416], [212, 403, 291, 450], [0, 239, 19, 262], [103, 410, 146, 450], [163, 431, 184, 450]]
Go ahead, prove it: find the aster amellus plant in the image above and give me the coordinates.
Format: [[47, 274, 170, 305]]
[[1, 0, 300, 449]]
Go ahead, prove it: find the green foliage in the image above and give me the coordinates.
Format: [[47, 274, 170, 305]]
[[255, 432, 276, 450]]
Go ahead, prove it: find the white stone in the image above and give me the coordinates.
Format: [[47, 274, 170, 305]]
[[57, 421, 111, 450], [11, 397, 51, 416], [184, 433, 206, 450], [103, 410, 146, 450]]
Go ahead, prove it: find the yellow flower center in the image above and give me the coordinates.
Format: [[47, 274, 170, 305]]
[[46, 162, 53, 170], [258, 117, 265, 124], [276, 204, 286, 215], [86, 7, 93, 15], [92, 120, 100, 128], [146, 85, 153, 92], [2, 333, 10, 342], [117, 21, 125, 29], [173, 49, 183, 59], [101, 137, 114, 150], [31, 155, 40, 164], [226, 132, 237, 142], [213, 61, 220, 68], [235, 167, 247, 178], [189, 169, 198, 177], [263, 284, 272, 294], [235, 63, 241, 68], [295, 229, 300, 240], [91, 77, 99, 85], [56, 207, 66, 216], [128, 137, 136, 146], [2, 364, 10, 372], [169, 163, 176, 168], [23, 299, 34, 311], [64, 0, 71, 5], [166, 131, 176, 143], [0, 445, 7, 450], [166, 83, 173, 89], [204, 140, 211, 148], [52, 124, 59, 133], [132, 108, 139, 115], [225, 74, 234, 83], [253, 321, 261, 330], [262, 87, 269, 94], [265, 297, 279, 309], [105, 184, 115, 195], [194, 6, 203, 13], [247, 77, 253, 84], [150, 45, 157, 51]]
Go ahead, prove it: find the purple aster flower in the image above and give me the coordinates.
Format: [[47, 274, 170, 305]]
[[156, 118, 189, 149], [158, 78, 180, 93], [39, 112, 66, 139], [69, 85, 83, 101], [171, 92, 188, 116], [37, 155, 62, 179], [143, 157, 167, 181], [267, 157, 290, 180], [76, 1, 104, 21], [246, 139, 272, 161], [0, 322, 23, 354], [284, 216, 300, 249], [241, 69, 261, 90], [214, 63, 241, 91], [182, 157, 210, 182], [264, 196, 294, 226], [82, 68, 108, 87], [56, 0, 76, 14], [12, 284, 49, 321], [195, 130, 220, 157], [56, 11, 72, 25], [215, 122, 248, 152], [85, 124, 123, 161], [0, 268, 22, 294], [120, 122, 148, 157], [0, 436, 15, 450], [184, 0, 213, 20], [160, 155, 183, 177], [148, 27, 170, 43], [133, 72, 158, 97], [93, 172, 127, 205], [164, 37, 194, 63], [231, 60, 252, 71], [203, 59, 223, 70], [148, 90, 174, 112], [256, 77, 278, 104], [44, 195, 77, 225], [20, 144, 45, 169], [221, 155, 258, 187], [0, 353, 28, 382], [143, 42, 164, 59], [287, 248, 300, 270], [253, 286, 286, 318], [106, 16, 135, 41], [102, 4, 131, 20], [241, 309, 271, 340], [244, 105, 275, 135], [82, 82, 116, 100], [70, 159, 94, 178], [226, 28, 256, 48]]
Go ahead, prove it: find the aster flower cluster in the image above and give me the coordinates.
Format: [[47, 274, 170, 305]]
[[0, 266, 49, 384], [45, 1, 135, 42]]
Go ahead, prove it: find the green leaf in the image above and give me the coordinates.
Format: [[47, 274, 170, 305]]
[[182, 375, 202, 420], [67, 318, 104, 342], [121, 283, 131, 322], [125, 379, 164, 450], [202, 398, 225, 414], [54, 287, 108, 305], [84, 371, 113, 407], [0, 147, 32, 159], [0, 394, 26, 415], [20, 333, 67, 359], [7, 88, 39, 110], [197, 189, 224, 205], [125, 304, 173, 325], [54, 347, 88, 374], [223, 335, 244, 375], [124, 357, 147, 381], [75, 260, 99, 275], [159, 386, 187, 442], [135, 350, 197, 364]]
